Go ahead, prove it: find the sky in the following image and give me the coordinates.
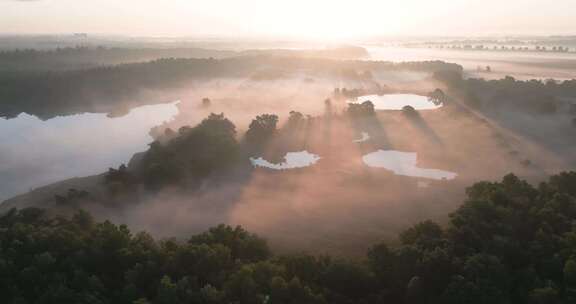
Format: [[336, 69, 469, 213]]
[[2, 0, 576, 39]]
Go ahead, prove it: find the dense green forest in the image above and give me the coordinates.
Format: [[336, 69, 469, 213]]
[[3, 172, 576, 303]]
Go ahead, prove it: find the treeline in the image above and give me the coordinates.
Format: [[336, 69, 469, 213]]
[[0, 47, 236, 72], [3, 172, 576, 303], [420, 44, 572, 53], [0, 56, 462, 120], [0, 46, 370, 72], [434, 71, 576, 114], [0, 57, 235, 119]]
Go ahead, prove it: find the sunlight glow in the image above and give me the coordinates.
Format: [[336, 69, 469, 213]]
[[3, 0, 576, 38]]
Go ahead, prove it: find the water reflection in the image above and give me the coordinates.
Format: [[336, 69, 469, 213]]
[[0, 102, 179, 201], [250, 151, 321, 170], [363, 150, 457, 180]]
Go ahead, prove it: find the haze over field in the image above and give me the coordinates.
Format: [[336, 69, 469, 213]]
[[3, 1, 576, 303]]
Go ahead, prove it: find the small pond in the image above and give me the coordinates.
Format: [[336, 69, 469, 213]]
[[362, 150, 457, 180], [250, 151, 321, 170]]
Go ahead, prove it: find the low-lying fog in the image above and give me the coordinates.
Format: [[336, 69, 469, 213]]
[[107, 82, 571, 254], [4, 64, 576, 256], [366, 46, 576, 80]]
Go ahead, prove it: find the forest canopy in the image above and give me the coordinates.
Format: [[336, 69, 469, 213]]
[[3, 172, 576, 303]]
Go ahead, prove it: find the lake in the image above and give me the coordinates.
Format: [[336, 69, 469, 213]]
[[0, 102, 179, 201], [350, 94, 441, 110], [363, 150, 457, 180]]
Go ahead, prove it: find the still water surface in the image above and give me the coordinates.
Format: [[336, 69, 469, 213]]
[[250, 151, 321, 170], [0, 102, 179, 201], [363, 150, 457, 180]]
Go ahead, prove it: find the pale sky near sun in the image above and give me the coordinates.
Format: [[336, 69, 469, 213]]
[[1, 0, 575, 38]]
